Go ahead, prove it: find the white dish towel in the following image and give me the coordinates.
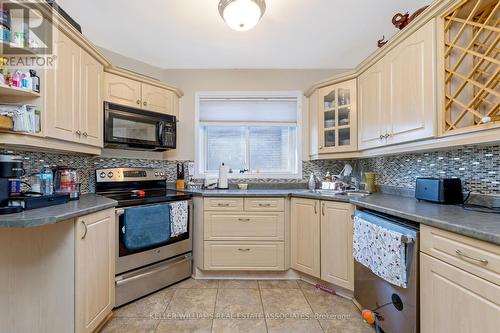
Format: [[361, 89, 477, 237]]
[[170, 200, 188, 237], [352, 215, 409, 288]]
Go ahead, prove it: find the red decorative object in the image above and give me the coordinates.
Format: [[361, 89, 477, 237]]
[[392, 5, 429, 30]]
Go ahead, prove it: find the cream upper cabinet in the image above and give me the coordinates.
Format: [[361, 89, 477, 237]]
[[320, 201, 354, 291], [80, 50, 104, 147], [317, 79, 357, 153], [45, 30, 81, 143], [75, 209, 115, 333], [358, 19, 437, 150], [420, 253, 500, 333], [385, 19, 436, 145], [141, 83, 176, 115], [358, 60, 385, 150], [290, 198, 320, 278], [103, 72, 142, 108]]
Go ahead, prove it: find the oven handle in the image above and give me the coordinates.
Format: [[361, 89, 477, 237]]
[[115, 254, 192, 287], [116, 208, 125, 216]]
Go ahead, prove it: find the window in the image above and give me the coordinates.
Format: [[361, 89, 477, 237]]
[[196, 92, 302, 178]]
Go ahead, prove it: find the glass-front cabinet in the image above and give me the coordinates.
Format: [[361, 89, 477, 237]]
[[317, 79, 357, 153]]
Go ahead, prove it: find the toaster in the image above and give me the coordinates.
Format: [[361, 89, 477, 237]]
[[415, 177, 463, 204]]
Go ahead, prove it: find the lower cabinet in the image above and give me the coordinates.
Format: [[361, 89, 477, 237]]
[[201, 197, 286, 271], [290, 198, 354, 291], [420, 253, 500, 333], [320, 201, 354, 290], [75, 209, 115, 333], [290, 197, 321, 277]]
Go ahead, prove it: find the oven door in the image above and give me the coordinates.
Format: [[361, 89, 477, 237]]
[[115, 200, 193, 274], [104, 102, 175, 150]]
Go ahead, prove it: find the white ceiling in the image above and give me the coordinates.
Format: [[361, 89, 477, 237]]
[[57, 0, 430, 69]]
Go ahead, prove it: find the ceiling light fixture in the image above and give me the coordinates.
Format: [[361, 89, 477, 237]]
[[218, 0, 266, 32]]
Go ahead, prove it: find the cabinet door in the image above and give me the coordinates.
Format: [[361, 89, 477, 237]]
[[103, 72, 141, 108], [75, 209, 115, 333], [80, 50, 104, 148], [318, 79, 357, 153], [45, 30, 80, 143], [320, 201, 354, 291], [420, 253, 500, 333], [141, 83, 176, 116], [358, 60, 385, 150], [386, 20, 436, 145], [290, 198, 320, 278]]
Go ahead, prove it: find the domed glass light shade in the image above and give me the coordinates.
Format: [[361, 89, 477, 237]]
[[218, 0, 266, 31]]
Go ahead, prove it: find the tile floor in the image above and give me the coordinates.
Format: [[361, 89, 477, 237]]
[[101, 278, 374, 333]]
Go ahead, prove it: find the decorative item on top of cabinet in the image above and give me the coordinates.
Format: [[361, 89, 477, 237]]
[[317, 79, 357, 154], [442, 0, 500, 135], [392, 6, 430, 30]]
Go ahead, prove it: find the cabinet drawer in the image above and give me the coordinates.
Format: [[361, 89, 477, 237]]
[[204, 198, 244, 211], [244, 198, 285, 211], [204, 241, 285, 271], [421, 225, 500, 285], [204, 212, 284, 241]]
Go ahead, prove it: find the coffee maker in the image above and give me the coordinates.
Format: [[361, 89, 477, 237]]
[[0, 155, 24, 215]]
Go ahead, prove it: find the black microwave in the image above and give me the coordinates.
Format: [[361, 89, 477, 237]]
[[104, 102, 176, 151]]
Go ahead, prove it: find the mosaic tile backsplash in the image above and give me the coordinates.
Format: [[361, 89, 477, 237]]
[[3, 145, 499, 195]]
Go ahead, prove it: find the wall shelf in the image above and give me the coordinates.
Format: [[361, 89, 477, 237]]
[[0, 85, 40, 97]]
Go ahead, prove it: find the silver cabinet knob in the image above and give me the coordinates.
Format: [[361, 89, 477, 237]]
[[379, 134, 384, 140], [143, 101, 148, 106], [384, 133, 391, 138], [83, 132, 88, 137], [76, 130, 81, 136], [136, 99, 141, 105]]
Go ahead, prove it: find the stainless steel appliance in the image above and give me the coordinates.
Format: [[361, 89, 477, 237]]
[[96, 167, 192, 307], [354, 210, 419, 333], [104, 102, 176, 151]]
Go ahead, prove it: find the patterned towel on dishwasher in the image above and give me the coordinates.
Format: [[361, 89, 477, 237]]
[[353, 215, 408, 288], [170, 200, 188, 237]]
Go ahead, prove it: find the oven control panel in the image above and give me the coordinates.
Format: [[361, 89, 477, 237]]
[[96, 168, 165, 182]]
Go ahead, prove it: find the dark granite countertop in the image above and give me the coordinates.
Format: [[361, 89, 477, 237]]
[[351, 193, 500, 245], [172, 186, 499, 245], [0, 194, 118, 228]]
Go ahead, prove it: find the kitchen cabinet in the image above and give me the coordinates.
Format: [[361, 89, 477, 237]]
[[103, 72, 142, 108], [420, 225, 500, 332], [201, 197, 286, 271], [45, 28, 104, 148], [420, 253, 500, 333], [358, 19, 436, 150], [290, 198, 321, 278], [104, 72, 179, 117], [45, 30, 80, 143], [75, 209, 115, 333], [317, 79, 357, 153], [320, 201, 354, 291]]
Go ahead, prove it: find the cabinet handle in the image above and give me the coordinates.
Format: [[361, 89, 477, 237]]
[[238, 218, 251, 222], [455, 249, 488, 265], [143, 101, 148, 106], [322, 203, 325, 216], [314, 202, 318, 214], [238, 248, 251, 252], [217, 203, 230, 207], [82, 132, 88, 137], [384, 133, 390, 138], [136, 99, 141, 105], [76, 130, 81, 136], [258, 203, 271, 207], [319, 145, 323, 149], [379, 134, 384, 140], [81, 221, 88, 239]]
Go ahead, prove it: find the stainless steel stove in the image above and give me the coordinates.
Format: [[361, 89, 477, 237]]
[[96, 167, 193, 307]]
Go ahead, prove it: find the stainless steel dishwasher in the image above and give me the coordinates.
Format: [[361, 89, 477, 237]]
[[354, 210, 419, 333]]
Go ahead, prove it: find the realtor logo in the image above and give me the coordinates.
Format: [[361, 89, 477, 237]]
[[1, 0, 55, 68]]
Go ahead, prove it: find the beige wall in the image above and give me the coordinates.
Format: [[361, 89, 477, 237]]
[[99, 47, 345, 161]]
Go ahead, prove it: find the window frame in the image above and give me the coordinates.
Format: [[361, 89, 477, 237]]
[[195, 91, 303, 179]]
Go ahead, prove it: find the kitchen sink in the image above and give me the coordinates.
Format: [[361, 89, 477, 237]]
[[296, 189, 370, 198]]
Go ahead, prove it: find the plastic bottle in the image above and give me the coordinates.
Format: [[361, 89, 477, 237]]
[[40, 165, 54, 195], [308, 173, 316, 190]]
